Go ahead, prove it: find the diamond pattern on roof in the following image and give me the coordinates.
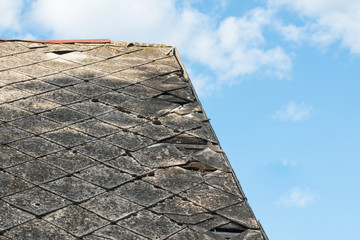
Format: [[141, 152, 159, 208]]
[[0, 145, 33, 168], [15, 64, 57, 78], [3, 187, 70, 216], [9, 137, 62, 157], [104, 130, 154, 151], [105, 156, 153, 176], [0, 104, 31, 122], [7, 160, 66, 184], [0, 172, 33, 198], [0, 201, 34, 231], [98, 110, 146, 129], [40, 88, 87, 105], [72, 119, 120, 137], [129, 121, 177, 141], [114, 180, 171, 207], [0, 40, 267, 240], [43, 205, 109, 237], [0, 124, 32, 144], [180, 183, 241, 211], [119, 210, 183, 239], [75, 164, 132, 189], [4, 219, 77, 240], [119, 83, 162, 100], [12, 79, 58, 94], [132, 144, 188, 167], [143, 167, 202, 194], [0, 55, 29, 69], [63, 66, 107, 80], [68, 100, 114, 116], [74, 140, 124, 161], [66, 82, 108, 97], [42, 127, 94, 148], [13, 96, 61, 113], [0, 70, 31, 84], [81, 192, 143, 221], [0, 86, 32, 104], [40, 73, 83, 87], [10, 115, 63, 134], [41, 176, 105, 202], [41, 107, 89, 124], [40, 149, 97, 173], [85, 225, 147, 240]]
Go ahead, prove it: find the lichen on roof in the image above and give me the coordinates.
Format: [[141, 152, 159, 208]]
[[0, 40, 268, 239]]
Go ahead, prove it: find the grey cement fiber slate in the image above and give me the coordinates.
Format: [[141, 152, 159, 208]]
[[0, 40, 267, 239]]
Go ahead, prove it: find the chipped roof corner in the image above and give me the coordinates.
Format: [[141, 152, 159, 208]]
[[0, 39, 268, 239]]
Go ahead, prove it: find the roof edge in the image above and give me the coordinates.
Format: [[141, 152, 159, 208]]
[[111, 40, 173, 48], [0, 38, 111, 44], [174, 47, 269, 239], [0, 38, 173, 48]]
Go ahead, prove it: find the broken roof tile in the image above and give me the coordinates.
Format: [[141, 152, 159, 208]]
[[0, 40, 267, 240]]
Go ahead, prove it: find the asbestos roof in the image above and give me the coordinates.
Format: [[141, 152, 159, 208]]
[[0, 39, 268, 240]]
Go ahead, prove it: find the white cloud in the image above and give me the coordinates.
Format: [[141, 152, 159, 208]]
[[23, 0, 291, 95], [268, 0, 360, 54], [272, 101, 313, 122], [276, 187, 317, 207], [0, 0, 23, 32]]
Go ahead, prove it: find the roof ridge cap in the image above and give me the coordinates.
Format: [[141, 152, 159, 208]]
[[111, 40, 173, 48]]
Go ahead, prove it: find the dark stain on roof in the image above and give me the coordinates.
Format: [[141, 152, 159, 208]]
[[0, 40, 268, 239]]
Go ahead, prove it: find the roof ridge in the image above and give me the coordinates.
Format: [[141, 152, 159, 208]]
[[0, 38, 173, 48], [0, 38, 111, 44]]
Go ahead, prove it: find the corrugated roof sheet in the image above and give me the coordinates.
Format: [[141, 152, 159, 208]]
[[0, 40, 268, 239]]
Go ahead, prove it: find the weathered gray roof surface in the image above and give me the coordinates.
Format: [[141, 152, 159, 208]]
[[0, 40, 267, 239]]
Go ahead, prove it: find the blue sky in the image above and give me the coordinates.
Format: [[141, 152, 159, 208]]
[[1, 0, 360, 239]]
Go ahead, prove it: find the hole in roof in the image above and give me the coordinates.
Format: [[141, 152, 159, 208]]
[[91, 99, 99, 103], [182, 166, 200, 172], [211, 223, 247, 239], [29, 45, 48, 49], [211, 227, 245, 233], [51, 50, 75, 55], [134, 175, 142, 180], [152, 120, 162, 125]]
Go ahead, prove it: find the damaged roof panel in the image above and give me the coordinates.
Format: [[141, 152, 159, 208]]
[[0, 40, 268, 239]]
